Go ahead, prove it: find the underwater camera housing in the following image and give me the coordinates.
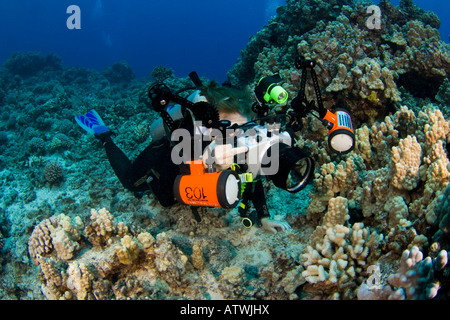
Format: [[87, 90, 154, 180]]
[[172, 122, 315, 211], [147, 71, 315, 212], [233, 122, 314, 193]]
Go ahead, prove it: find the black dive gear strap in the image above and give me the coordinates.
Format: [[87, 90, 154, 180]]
[[238, 179, 270, 228], [189, 71, 203, 89]]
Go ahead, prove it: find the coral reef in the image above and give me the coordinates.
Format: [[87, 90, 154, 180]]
[[43, 161, 63, 185], [432, 185, 450, 252], [357, 246, 448, 300], [3, 52, 63, 77], [0, 0, 449, 301], [228, 0, 450, 123], [301, 197, 384, 299], [150, 65, 174, 82], [28, 213, 84, 264], [102, 61, 136, 84]]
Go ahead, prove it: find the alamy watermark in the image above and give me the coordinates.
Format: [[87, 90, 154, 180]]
[[170, 121, 286, 176], [366, 264, 382, 290], [66, 5, 382, 31], [66, 5, 81, 30], [366, 5, 382, 30]]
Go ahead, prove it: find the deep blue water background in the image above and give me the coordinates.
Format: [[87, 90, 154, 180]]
[[0, 0, 448, 83]]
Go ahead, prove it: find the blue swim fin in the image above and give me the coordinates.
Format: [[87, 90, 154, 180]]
[[75, 109, 109, 135]]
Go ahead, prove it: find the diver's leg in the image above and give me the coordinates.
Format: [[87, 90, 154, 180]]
[[99, 131, 178, 205], [95, 131, 146, 192], [102, 140, 140, 190], [128, 138, 179, 206]]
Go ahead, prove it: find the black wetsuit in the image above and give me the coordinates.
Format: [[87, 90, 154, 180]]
[[239, 179, 270, 226], [102, 136, 179, 206], [97, 115, 196, 207], [97, 115, 270, 224]]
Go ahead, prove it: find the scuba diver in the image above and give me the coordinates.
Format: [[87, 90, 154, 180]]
[[75, 58, 356, 234], [76, 75, 293, 233]]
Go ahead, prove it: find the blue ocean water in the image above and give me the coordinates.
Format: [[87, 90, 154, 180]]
[[0, 0, 448, 83]]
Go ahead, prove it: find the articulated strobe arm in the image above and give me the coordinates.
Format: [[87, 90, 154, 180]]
[[289, 56, 355, 154]]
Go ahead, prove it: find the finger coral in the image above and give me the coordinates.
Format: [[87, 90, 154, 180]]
[[301, 197, 384, 299], [391, 135, 422, 191], [357, 246, 448, 300]]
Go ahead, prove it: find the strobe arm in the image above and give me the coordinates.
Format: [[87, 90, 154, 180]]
[[291, 57, 356, 154], [289, 57, 328, 123]]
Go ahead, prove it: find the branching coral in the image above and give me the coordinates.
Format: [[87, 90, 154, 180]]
[[28, 208, 193, 300], [314, 155, 363, 199], [154, 232, 188, 281], [43, 160, 63, 184], [84, 208, 116, 247], [432, 185, 450, 252], [66, 261, 95, 300], [150, 65, 174, 82], [391, 135, 422, 191], [357, 246, 448, 300], [102, 61, 136, 83], [28, 214, 84, 265], [301, 197, 384, 299], [297, 99, 450, 299], [50, 133, 72, 151]]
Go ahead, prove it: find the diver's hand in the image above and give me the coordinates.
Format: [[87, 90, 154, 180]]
[[261, 218, 292, 234], [203, 142, 248, 171]]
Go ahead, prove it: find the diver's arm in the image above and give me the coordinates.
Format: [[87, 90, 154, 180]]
[[252, 180, 292, 234]]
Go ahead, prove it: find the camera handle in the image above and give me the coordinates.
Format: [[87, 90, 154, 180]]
[[251, 101, 269, 121]]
